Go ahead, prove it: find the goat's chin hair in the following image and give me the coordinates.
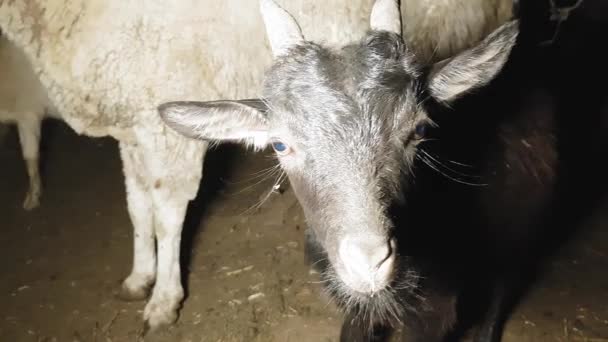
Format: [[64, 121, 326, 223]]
[[318, 258, 427, 330]]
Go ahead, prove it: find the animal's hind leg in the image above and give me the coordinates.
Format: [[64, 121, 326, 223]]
[[117, 143, 157, 301], [474, 276, 523, 342], [143, 182, 190, 330], [474, 281, 507, 342], [133, 127, 206, 331], [17, 117, 42, 210], [399, 293, 457, 342], [340, 311, 393, 342]]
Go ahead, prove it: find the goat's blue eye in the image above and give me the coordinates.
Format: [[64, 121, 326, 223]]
[[414, 123, 427, 139], [273, 142, 286, 151], [272, 141, 290, 154]]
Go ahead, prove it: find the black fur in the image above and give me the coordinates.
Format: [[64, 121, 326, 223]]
[[307, 1, 608, 340]]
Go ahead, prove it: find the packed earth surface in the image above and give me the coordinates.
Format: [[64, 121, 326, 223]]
[[1, 120, 607, 342]]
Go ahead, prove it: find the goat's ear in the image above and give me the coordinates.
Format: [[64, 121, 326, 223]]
[[260, 0, 304, 58], [158, 99, 270, 149], [370, 0, 402, 36], [428, 20, 519, 104]]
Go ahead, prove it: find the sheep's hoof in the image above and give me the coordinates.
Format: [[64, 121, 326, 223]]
[[136, 322, 170, 342], [139, 321, 173, 342], [116, 285, 150, 302], [142, 292, 182, 332], [143, 302, 179, 332], [22, 192, 40, 210], [115, 279, 152, 302]]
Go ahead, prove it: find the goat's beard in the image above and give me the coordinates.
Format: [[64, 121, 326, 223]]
[[304, 230, 427, 332]]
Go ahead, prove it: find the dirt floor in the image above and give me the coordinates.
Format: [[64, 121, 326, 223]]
[[0, 120, 607, 342]]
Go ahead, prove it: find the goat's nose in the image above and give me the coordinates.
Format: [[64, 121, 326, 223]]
[[338, 237, 396, 293]]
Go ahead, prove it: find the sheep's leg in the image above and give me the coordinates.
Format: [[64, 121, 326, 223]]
[[117, 143, 157, 301], [17, 117, 42, 210], [134, 128, 206, 331], [143, 183, 189, 330]]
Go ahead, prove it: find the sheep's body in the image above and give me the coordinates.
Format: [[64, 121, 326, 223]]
[[402, 0, 513, 62], [0, 34, 59, 210], [0, 0, 513, 331], [0, 0, 379, 330]]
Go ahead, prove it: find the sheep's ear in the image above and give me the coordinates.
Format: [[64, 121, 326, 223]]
[[260, 0, 304, 57], [428, 20, 519, 103], [158, 99, 270, 149]]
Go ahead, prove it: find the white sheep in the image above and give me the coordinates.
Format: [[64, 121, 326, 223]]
[[0, 34, 60, 210], [0, 0, 380, 331], [0, 0, 512, 332], [402, 0, 514, 62]]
